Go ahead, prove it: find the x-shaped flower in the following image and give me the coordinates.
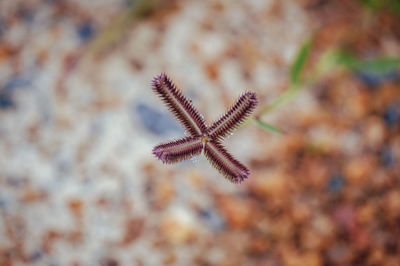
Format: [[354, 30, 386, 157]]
[[151, 73, 258, 183]]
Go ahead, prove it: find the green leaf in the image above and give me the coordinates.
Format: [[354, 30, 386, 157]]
[[311, 48, 342, 81], [335, 51, 400, 75], [332, 50, 359, 69], [255, 38, 312, 119], [354, 57, 400, 75], [391, 1, 400, 14], [326, 48, 400, 71], [359, 0, 400, 14], [254, 119, 284, 134], [359, 0, 383, 11], [290, 39, 312, 86]]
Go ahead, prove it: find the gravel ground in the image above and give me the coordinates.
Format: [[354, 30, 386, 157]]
[[0, 0, 399, 265]]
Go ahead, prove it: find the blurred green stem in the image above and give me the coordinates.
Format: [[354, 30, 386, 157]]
[[87, 0, 160, 55], [256, 84, 300, 119]]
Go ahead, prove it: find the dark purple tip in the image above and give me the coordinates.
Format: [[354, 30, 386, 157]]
[[152, 73, 167, 87], [248, 92, 258, 104], [236, 169, 250, 183], [243, 92, 258, 103], [152, 146, 166, 163]]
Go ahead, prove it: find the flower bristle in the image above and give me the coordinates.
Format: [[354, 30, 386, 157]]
[[207, 92, 258, 140], [152, 136, 203, 164], [203, 141, 249, 183], [152, 73, 207, 137]]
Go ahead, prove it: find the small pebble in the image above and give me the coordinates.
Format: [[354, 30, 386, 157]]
[[135, 103, 181, 135], [29, 250, 42, 262], [383, 104, 399, 127], [327, 173, 345, 193], [0, 90, 15, 109], [17, 6, 35, 22], [77, 22, 95, 41], [198, 208, 225, 230], [380, 147, 394, 167], [356, 70, 398, 88]]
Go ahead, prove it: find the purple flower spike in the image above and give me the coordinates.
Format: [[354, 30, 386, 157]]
[[153, 136, 203, 164], [152, 73, 207, 137], [207, 92, 258, 140], [151, 73, 257, 184], [204, 141, 250, 183]]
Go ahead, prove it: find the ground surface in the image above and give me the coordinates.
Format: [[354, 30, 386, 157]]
[[0, 0, 399, 265]]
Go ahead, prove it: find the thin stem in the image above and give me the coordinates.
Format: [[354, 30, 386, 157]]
[[256, 84, 300, 119]]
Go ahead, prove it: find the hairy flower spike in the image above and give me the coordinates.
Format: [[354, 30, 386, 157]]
[[151, 73, 257, 183], [153, 136, 203, 164], [207, 92, 258, 140], [152, 73, 207, 137], [204, 141, 249, 183]]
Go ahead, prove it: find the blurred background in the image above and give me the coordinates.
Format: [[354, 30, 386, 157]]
[[0, 0, 400, 265]]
